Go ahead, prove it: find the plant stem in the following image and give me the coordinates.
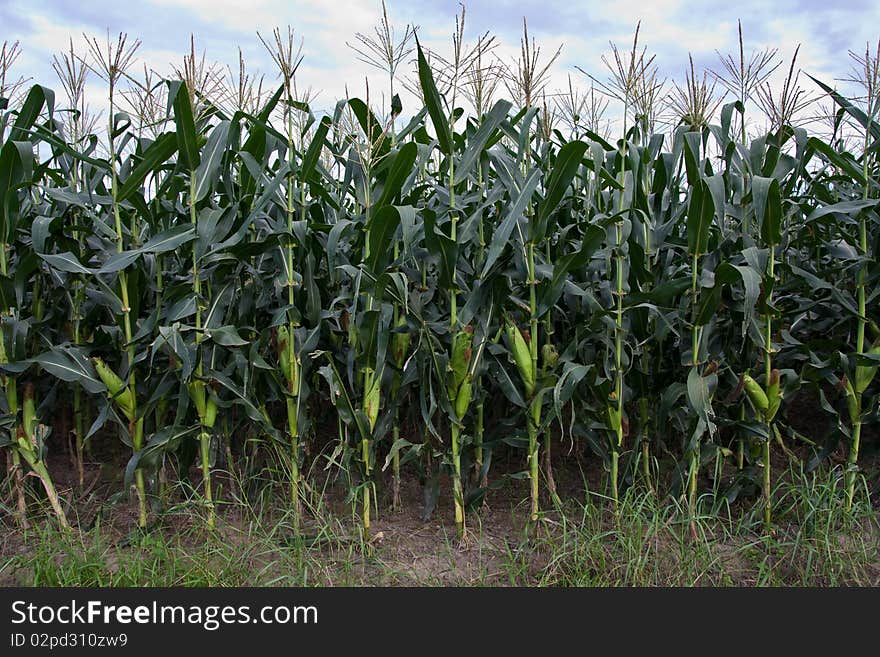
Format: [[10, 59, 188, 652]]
[[611, 136, 626, 515], [109, 87, 146, 529], [451, 421, 464, 536], [361, 432, 370, 541], [285, 98, 302, 524], [189, 174, 214, 530], [527, 241, 541, 524], [17, 448, 69, 529], [475, 399, 485, 488], [846, 118, 872, 510], [763, 245, 775, 530], [689, 251, 701, 519], [639, 397, 652, 492], [449, 143, 466, 538]]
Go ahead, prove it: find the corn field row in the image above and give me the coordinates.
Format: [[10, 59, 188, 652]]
[[0, 21, 878, 540]]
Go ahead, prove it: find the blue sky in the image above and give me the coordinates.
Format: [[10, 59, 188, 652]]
[[2, 0, 878, 125]]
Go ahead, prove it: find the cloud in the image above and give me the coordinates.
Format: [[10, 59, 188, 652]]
[[2, 0, 877, 128]]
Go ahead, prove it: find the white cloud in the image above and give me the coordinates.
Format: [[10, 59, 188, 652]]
[[3, 0, 877, 132]]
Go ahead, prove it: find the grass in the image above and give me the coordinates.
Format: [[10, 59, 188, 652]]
[[2, 463, 876, 587]]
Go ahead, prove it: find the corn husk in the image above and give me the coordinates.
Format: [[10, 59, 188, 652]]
[[766, 369, 781, 421], [854, 339, 880, 394], [506, 320, 535, 396], [93, 357, 135, 420], [742, 373, 769, 414]]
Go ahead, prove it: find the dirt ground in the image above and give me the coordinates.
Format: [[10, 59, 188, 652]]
[[1, 388, 879, 586]]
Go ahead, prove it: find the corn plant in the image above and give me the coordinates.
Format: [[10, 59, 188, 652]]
[[2, 19, 878, 543]]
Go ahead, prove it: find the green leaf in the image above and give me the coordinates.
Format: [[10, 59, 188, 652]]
[[536, 224, 604, 317], [154, 325, 194, 380], [301, 115, 331, 182], [752, 176, 782, 246], [454, 99, 512, 185], [682, 131, 702, 185], [416, 39, 452, 154], [97, 251, 140, 274], [687, 179, 714, 256], [481, 168, 541, 278], [117, 132, 178, 202], [806, 138, 866, 184], [424, 211, 457, 289], [807, 75, 880, 143], [704, 173, 727, 230], [376, 142, 418, 211], [12, 85, 54, 138], [192, 120, 231, 202], [686, 367, 715, 430], [696, 261, 760, 331], [169, 80, 200, 170], [348, 98, 386, 152], [207, 325, 249, 346], [139, 225, 197, 254], [38, 251, 92, 275], [806, 198, 878, 222], [365, 205, 401, 273], [0, 140, 34, 236], [29, 348, 105, 395], [535, 140, 588, 239]]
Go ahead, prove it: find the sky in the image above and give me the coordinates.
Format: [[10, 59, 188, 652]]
[[2, 0, 878, 129]]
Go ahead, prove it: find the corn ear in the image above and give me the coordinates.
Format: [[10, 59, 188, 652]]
[[22, 383, 36, 446], [506, 320, 535, 396], [93, 357, 135, 420], [204, 395, 217, 429], [5, 378, 17, 415], [843, 377, 859, 425], [454, 376, 473, 419], [391, 315, 411, 368], [766, 369, 781, 421], [607, 404, 622, 432], [188, 381, 206, 419], [854, 338, 880, 394], [277, 324, 298, 389], [742, 373, 769, 415], [363, 368, 381, 431], [448, 326, 474, 399]]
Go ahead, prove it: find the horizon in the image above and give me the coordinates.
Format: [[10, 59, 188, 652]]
[[2, 0, 878, 137]]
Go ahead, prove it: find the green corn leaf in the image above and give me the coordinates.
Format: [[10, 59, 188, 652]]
[[536, 224, 605, 317], [481, 167, 541, 278], [752, 176, 782, 246], [37, 251, 92, 275], [301, 115, 331, 182], [169, 80, 200, 170], [192, 120, 231, 202], [534, 140, 588, 241], [29, 347, 105, 394], [12, 85, 54, 138], [687, 179, 714, 257], [117, 132, 178, 202], [454, 99, 512, 185], [416, 39, 452, 154], [365, 205, 402, 273], [376, 142, 418, 211]]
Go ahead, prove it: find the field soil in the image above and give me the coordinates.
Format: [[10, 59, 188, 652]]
[[1, 390, 879, 586]]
